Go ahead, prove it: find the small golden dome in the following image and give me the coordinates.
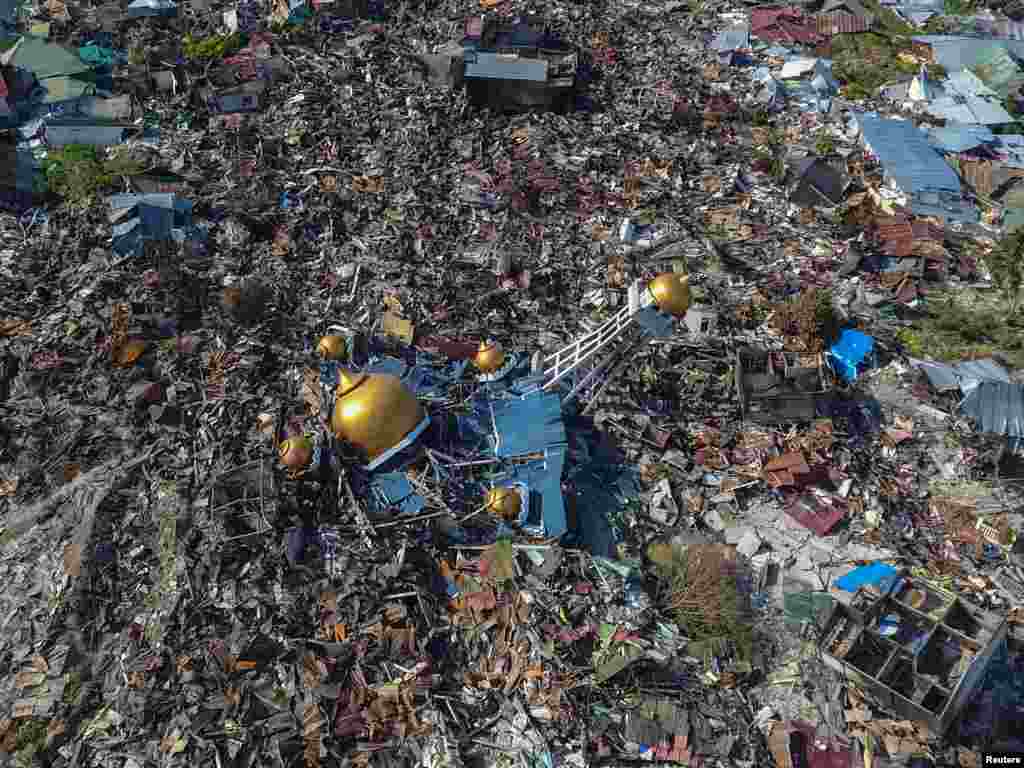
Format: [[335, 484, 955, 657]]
[[485, 486, 521, 521], [317, 335, 346, 360], [474, 340, 506, 374], [279, 437, 313, 470], [332, 369, 425, 465], [648, 273, 691, 317]]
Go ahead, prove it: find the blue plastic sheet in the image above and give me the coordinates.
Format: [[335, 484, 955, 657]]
[[834, 562, 896, 592], [828, 329, 875, 383]]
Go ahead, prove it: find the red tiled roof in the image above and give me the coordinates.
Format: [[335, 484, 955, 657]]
[[751, 5, 804, 30]]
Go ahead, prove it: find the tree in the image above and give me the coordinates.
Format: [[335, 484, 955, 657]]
[[988, 228, 1024, 314]]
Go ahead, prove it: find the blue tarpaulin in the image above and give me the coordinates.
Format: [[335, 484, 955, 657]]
[[828, 329, 875, 382], [835, 562, 897, 592]]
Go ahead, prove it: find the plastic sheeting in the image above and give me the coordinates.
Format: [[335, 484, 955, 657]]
[[827, 329, 874, 382]]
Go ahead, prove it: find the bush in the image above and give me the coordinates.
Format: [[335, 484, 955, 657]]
[[181, 33, 244, 60], [42, 145, 144, 209]]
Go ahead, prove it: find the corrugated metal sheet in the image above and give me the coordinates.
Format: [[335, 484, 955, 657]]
[[909, 190, 978, 224], [914, 35, 1024, 72], [946, 69, 998, 98], [816, 11, 872, 36], [916, 358, 1011, 392], [960, 157, 995, 196], [711, 25, 750, 52], [490, 390, 567, 458], [961, 382, 1024, 442], [928, 124, 994, 153], [858, 114, 961, 195]]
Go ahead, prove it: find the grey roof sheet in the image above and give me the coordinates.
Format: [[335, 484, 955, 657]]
[[913, 36, 1024, 71], [711, 25, 750, 52], [858, 114, 961, 194], [927, 124, 994, 153], [916, 358, 1011, 392], [961, 381, 1024, 440]]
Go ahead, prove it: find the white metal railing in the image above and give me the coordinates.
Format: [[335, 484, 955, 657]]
[[535, 279, 650, 393]]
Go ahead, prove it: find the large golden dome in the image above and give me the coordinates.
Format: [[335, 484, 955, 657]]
[[332, 369, 427, 467], [485, 486, 521, 521], [648, 273, 690, 317], [474, 340, 506, 374]]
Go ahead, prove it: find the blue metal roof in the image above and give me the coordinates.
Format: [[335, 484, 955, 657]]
[[464, 51, 548, 82], [961, 382, 1024, 450], [858, 114, 961, 194], [946, 68, 998, 98], [909, 190, 978, 224], [913, 36, 1024, 72], [916, 358, 1011, 392], [490, 390, 566, 458], [927, 124, 994, 152], [926, 95, 1014, 124]]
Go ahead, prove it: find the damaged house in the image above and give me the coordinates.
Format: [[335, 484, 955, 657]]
[[735, 346, 831, 424], [816, 0, 874, 36], [856, 113, 979, 224], [789, 155, 848, 210], [461, 15, 578, 113]]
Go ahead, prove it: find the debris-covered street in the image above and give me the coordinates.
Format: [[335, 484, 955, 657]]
[[1, 0, 1024, 765]]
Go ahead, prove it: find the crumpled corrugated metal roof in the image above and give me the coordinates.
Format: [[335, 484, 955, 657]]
[[711, 25, 750, 52], [945, 69, 999, 98], [490, 389, 567, 458], [915, 357, 1011, 392], [913, 35, 1024, 72], [961, 382, 1024, 444], [970, 44, 1024, 96], [857, 114, 961, 194], [926, 94, 1014, 124], [994, 133, 1024, 168], [927, 124, 995, 153]]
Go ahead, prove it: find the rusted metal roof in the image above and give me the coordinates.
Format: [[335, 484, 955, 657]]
[[816, 11, 872, 36], [959, 157, 995, 197], [874, 215, 913, 242], [751, 5, 803, 29], [751, 6, 821, 43], [882, 237, 914, 257], [910, 220, 944, 241]]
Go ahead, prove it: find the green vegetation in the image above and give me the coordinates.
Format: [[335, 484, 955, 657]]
[[63, 670, 83, 705], [181, 32, 244, 60], [648, 540, 753, 662], [829, 4, 945, 100], [13, 719, 48, 767], [814, 130, 836, 156], [899, 288, 1024, 369], [943, 0, 976, 14], [986, 228, 1024, 313], [41, 145, 143, 209]]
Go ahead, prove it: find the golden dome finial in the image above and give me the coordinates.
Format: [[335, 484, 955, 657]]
[[474, 339, 506, 374], [486, 486, 521, 521], [317, 335, 346, 360], [337, 368, 363, 396], [648, 273, 691, 317], [332, 370, 426, 467]]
